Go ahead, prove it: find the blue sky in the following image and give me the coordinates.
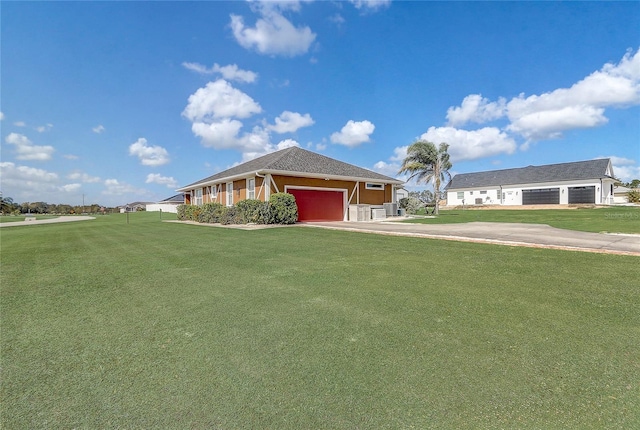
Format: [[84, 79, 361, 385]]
[[2, 0, 639, 206]]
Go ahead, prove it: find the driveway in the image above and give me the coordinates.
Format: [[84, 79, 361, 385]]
[[304, 220, 640, 256], [0, 216, 95, 227]]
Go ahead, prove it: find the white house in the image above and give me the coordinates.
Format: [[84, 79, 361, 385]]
[[146, 194, 184, 213], [446, 159, 617, 206]]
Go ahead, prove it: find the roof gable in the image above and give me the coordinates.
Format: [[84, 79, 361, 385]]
[[448, 159, 613, 190], [179, 147, 402, 189]]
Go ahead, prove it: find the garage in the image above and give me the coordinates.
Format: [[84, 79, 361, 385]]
[[287, 188, 345, 222], [522, 188, 559, 205], [568, 186, 595, 204]]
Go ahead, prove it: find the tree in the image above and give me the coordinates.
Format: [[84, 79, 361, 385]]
[[398, 140, 452, 215], [1, 196, 16, 214]]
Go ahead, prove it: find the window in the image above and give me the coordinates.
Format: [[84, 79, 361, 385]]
[[497, 189, 502, 201], [210, 185, 217, 200], [470, 191, 474, 195], [247, 178, 255, 200], [195, 188, 203, 206], [457, 191, 464, 199], [480, 190, 487, 195], [365, 183, 384, 190], [226, 182, 233, 206]]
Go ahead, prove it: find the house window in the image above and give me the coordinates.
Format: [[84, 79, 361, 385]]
[[210, 185, 217, 200], [480, 190, 487, 195], [365, 183, 384, 190], [497, 189, 502, 201], [247, 178, 255, 200], [470, 191, 474, 195], [457, 192, 464, 199], [226, 182, 233, 206], [195, 188, 203, 206]]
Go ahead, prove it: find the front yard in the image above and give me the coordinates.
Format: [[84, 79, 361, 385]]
[[1, 212, 638, 428]]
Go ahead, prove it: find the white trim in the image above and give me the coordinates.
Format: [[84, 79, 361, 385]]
[[247, 177, 256, 200], [365, 182, 384, 190], [226, 182, 233, 206], [284, 185, 349, 221]]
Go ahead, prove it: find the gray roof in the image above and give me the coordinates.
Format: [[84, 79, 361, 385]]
[[160, 194, 184, 203], [179, 146, 402, 190], [447, 158, 613, 190]]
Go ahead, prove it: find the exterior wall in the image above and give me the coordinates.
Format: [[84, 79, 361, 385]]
[[448, 178, 617, 206], [146, 203, 179, 213], [272, 175, 389, 205], [185, 175, 396, 208]]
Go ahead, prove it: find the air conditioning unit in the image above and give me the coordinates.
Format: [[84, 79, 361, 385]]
[[371, 208, 386, 220], [383, 202, 398, 216], [348, 204, 371, 221]]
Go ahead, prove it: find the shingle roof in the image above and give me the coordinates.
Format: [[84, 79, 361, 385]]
[[160, 194, 184, 203], [179, 146, 402, 190], [447, 159, 613, 190]]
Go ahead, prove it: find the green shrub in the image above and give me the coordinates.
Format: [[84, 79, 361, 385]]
[[235, 199, 267, 224], [219, 206, 243, 225], [266, 193, 298, 224], [399, 197, 422, 214], [177, 204, 201, 221], [628, 189, 640, 203], [198, 202, 225, 223]]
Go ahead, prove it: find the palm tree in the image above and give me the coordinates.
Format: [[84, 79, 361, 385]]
[[398, 140, 452, 215]]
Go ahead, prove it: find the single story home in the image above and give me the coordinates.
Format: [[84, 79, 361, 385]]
[[446, 158, 617, 206], [119, 202, 153, 213], [176, 146, 404, 221], [146, 194, 184, 213], [612, 185, 637, 204]]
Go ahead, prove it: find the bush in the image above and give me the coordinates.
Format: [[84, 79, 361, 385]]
[[177, 204, 201, 221], [198, 202, 225, 223], [266, 193, 298, 224], [399, 197, 422, 214], [628, 189, 640, 203], [235, 199, 267, 224]]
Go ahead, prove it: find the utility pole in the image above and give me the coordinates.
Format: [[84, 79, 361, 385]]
[[82, 194, 85, 214]]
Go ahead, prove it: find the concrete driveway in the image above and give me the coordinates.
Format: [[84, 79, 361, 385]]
[[0, 215, 95, 227], [304, 220, 640, 256]]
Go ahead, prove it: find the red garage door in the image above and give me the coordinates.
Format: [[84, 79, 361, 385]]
[[288, 188, 344, 222]]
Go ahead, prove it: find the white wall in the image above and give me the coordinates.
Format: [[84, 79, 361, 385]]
[[146, 203, 179, 213]]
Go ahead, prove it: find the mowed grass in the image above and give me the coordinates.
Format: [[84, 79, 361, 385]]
[[407, 206, 640, 234], [2, 212, 639, 428]]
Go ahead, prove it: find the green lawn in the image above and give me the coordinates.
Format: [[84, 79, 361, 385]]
[[0, 214, 59, 223], [2, 212, 639, 428], [407, 206, 640, 234]]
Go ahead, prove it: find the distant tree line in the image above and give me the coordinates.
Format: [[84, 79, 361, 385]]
[[0, 197, 117, 215]]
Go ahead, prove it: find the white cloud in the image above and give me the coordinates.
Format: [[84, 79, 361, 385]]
[[0, 161, 58, 186], [61, 183, 82, 193], [146, 173, 178, 188], [93, 125, 106, 134], [372, 160, 401, 178], [36, 123, 53, 133], [350, 0, 392, 11], [446, 48, 640, 141], [330, 120, 375, 147], [64, 154, 79, 160], [67, 171, 101, 183], [268, 111, 315, 133], [14, 121, 26, 127], [182, 62, 258, 83], [0, 112, 4, 121], [128, 138, 170, 166], [599, 156, 640, 182], [507, 105, 607, 140], [230, 8, 316, 57], [103, 179, 145, 196], [191, 119, 245, 149], [446, 94, 506, 127], [182, 79, 262, 122], [329, 14, 345, 25], [5, 133, 55, 161], [420, 126, 517, 162]]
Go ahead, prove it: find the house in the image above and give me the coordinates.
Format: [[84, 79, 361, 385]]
[[446, 158, 617, 206], [612, 185, 637, 204], [176, 146, 404, 221], [146, 194, 184, 213], [119, 202, 152, 213]]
